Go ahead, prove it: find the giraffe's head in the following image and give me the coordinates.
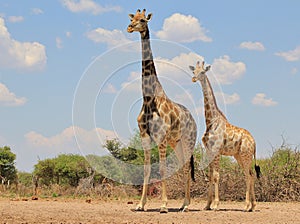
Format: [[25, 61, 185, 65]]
[[189, 61, 211, 82], [127, 9, 152, 33]]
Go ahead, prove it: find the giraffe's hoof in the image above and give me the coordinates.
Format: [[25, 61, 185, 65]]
[[179, 206, 189, 212], [203, 206, 212, 211], [160, 207, 168, 213], [244, 207, 254, 212], [135, 205, 145, 212], [244, 204, 252, 212]]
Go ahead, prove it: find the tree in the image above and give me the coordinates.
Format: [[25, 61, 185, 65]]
[[33, 158, 55, 186], [33, 154, 92, 187], [54, 154, 90, 186], [0, 146, 17, 184]]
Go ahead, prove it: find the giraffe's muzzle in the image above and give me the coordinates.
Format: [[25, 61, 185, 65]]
[[127, 25, 134, 33]]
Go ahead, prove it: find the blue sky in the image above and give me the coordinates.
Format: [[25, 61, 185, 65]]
[[0, 0, 299, 172]]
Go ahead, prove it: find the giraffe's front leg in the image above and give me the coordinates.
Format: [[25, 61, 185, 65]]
[[211, 168, 220, 210], [204, 164, 214, 210], [159, 145, 168, 213], [136, 136, 151, 211], [204, 155, 220, 211]]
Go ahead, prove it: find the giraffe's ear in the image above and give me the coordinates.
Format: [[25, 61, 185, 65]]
[[205, 65, 211, 72], [129, 14, 135, 20], [146, 13, 153, 21], [189, 66, 195, 71]]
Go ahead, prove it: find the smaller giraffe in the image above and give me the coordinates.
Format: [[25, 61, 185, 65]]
[[189, 61, 260, 212]]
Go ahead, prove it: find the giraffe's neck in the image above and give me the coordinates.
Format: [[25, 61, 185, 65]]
[[200, 75, 227, 126], [140, 28, 165, 100]]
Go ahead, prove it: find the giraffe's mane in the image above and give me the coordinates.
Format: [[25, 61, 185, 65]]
[[204, 75, 227, 120]]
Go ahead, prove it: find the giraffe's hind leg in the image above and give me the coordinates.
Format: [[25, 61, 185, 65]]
[[236, 154, 254, 212], [174, 141, 191, 212], [249, 170, 257, 211]]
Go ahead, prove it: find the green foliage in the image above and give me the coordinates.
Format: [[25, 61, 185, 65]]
[[33, 158, 55, 186], [22, 135, 300, 202], [54, 154, 90, 186], [0, 146, 18, 183], [34, 154, 92, 187], [256, 145, 300, 201], [104, 139, 140, 162], [17, 172, 32, 187]]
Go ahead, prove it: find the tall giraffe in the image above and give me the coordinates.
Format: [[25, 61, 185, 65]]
[[127, 9, 197, 213], [189, 61, 260, 212]]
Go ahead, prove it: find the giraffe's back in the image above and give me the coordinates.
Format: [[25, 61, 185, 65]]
[[221, 123, 256, 157]]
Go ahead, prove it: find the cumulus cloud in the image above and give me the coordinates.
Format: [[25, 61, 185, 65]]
[[211, 55, 246, 85], [156, 13, 212, 43], [155, 52, 204, 84], [120, 52, 203, 93], [86, 28, 131, 47], [121, 71, 140, 92], [0, 18, 46, 71], [66, 31, 72, 38], [56, 37, 63, 49], [252, 93, 278, 107], [103, 83, 117, 94], [61, 0, 121, 15], [8, 16, 24, 23], [0, 83, 27, 107], [291, 67, 298, 75], [31, 8, 44, 15], [275, 46, 300, 61], [239, 41, 265, 51], [215, 92, 240, 105], [25, 126, 120, 155]]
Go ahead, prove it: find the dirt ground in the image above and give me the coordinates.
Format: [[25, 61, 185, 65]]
[[0, 198, 299, 224]]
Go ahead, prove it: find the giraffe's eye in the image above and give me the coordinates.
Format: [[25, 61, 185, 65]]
[[140, 19, 146, 23]]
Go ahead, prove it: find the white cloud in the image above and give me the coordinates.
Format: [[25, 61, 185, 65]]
[[66, 31, 72, 38], [86, 28, 131, 47], [0, 83, 27, 107], [291, 67, 298, 75], [252, 93, 278, 107], [156, 13, 212, 43], [103, 83, 117, 94], [275, 46, 300, 61], [8, 16, 24, 23], [211, 55, 246, 85], [120, 52, 202, 93], [121, 71, 140, 92], [215, 92, 240, 105], [56, 37, 63, 49], [61, 0, 121, 15], [31, 8, 44, 15], [155, 52, 204, 85], [25, 126, 120, 154], [0, 18, 46, 70], [239, 41, 265, 51]]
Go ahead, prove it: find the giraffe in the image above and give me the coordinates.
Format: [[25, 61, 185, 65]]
[[189, 61, 261, 212], [127, 9, 197, 213]]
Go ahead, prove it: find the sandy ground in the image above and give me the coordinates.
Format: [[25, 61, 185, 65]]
[[0, 198, 299, 224]]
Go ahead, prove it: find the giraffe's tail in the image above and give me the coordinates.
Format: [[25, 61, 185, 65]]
[[254, 164, 261, 179], [190, 155, 195, 182], [254, 150, 261, 179]]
